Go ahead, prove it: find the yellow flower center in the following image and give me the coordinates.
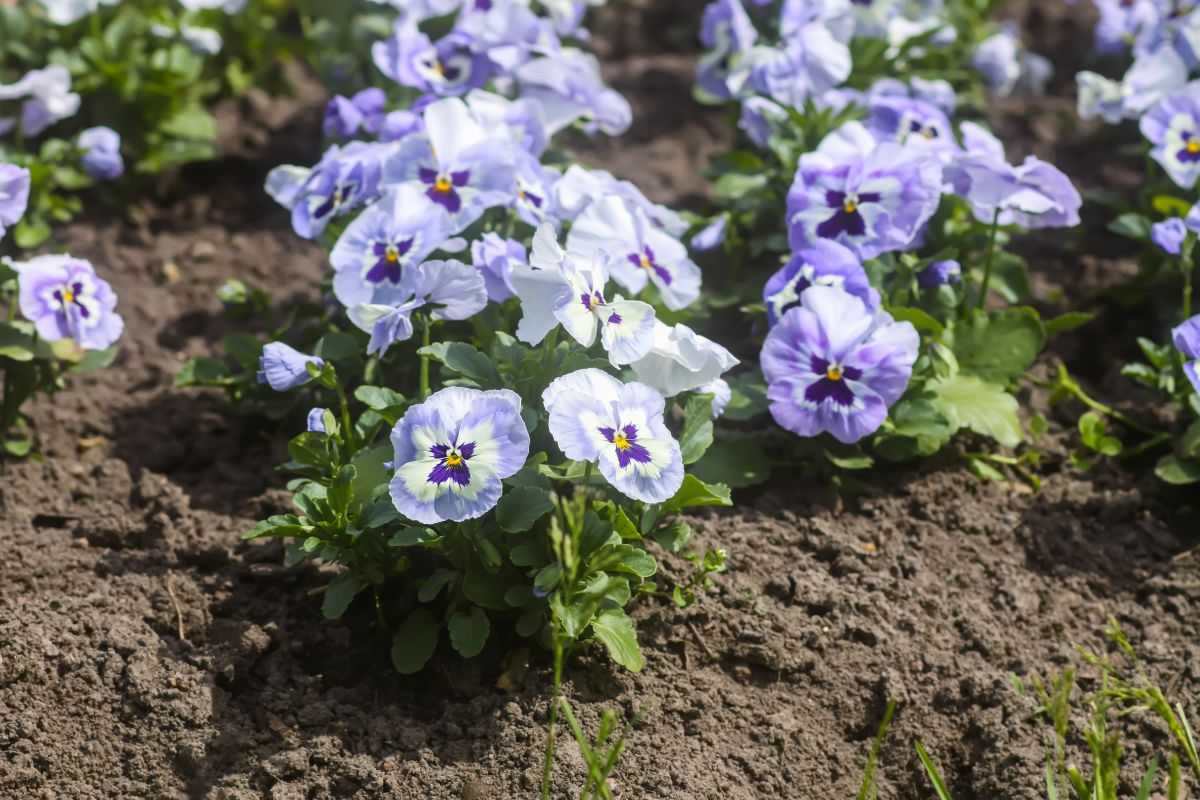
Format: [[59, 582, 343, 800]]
[[1188, 140, 1200, 154], [612, 432, 631, 450], [435, 176, 452, 193], [444, 452, 463, 467], [826, 366, 843, 381], [62, 288, 75, 304], [639, 254, 652, 269], [386, 249, 399, 263], [843, 200, 857, 214]]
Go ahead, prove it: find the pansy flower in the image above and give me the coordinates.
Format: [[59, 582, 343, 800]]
[[37, 0, 119, 25], [628, 320, 738, 398], [917, 259, 962, 288], [471, 232, 526, 302], [543, 369, 684, 503], [267, 142, 389, 240], [512, 150, 558, 227], [1173, 315, 1200, 395], [466, 90, 549, 156], [1152, 217, 1188, 254], [946, 122, 1081, 229], [383, 97, 516, 233], [567, 195, 702, 310], [1078, 46, 1187, 124], [763, 239, 878, 326], [510, 224, 656, 365], [516, 49, 632, 136], [457, 0, 557, 72], [0, 65, 81, 137], [866, 95, 959, 161], [77, 127, 123, 180], [553, 164, 687, 236], [761, 286, 918, 444], [257, 342, 323, 391], [390, 387, 530, 524], [1141, 81, 1200, 188], [329, 183, 454, 307], [0, 164, 31, 241], [348, 259, 489, 356], [696, 0, 758, 101], [785, 121, 942, 259], [372, 20, 490, 97], [16, 254, 124, 351], [740, 28, 851, 108], [323, 88, 387, 138]]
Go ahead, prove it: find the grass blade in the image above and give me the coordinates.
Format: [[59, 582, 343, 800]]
[[857, 699, 898, 800], [1134, 754, 1160, 800], [1044, 753, 1058, 800], [914, 741, 955, 800]]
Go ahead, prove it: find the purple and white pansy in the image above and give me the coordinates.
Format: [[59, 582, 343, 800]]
[[267, 142, 388, 240], [1173, 314, 1200, 396], [0, 163, 31, 241], [390, 387, 530, 524], [763, 239, 878, 327], [543, 369, 684, 503], [1141, 81, 1200, 189], [761, 285, 919, 444], [372, 20, 490, 97], [383, 97, 516, 232], [16, 254, 124, 352], [567, 194, 702, 311], [348, 259, 488, 356], [329, 183, 455, 307], [785, 122, 942, 259], [510, 224, 656, 365], [628, 320, 738, 398], [257, 342, 324, 391]]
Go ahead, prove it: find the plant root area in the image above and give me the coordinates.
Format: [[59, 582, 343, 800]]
[[1, 2, 1198, 798]]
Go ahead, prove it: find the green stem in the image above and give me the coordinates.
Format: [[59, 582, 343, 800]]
[[1183, 259, 1193, 322], [541, 631, 565, 800], [419, 316, 431, 400], [976, 209, 1002, 312], [333, 370, 356, 455]]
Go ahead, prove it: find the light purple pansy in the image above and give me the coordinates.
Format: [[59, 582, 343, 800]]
[[471, 232, 526, 302], [1078, 45, 1187, 125], [739, 96, 788, 147], [946, 121, 1082, 229], [372, 20, 490, 97], [16, 255, 124, 351], [918, 259, 962, 288], [1152, 218, 1188, 254], [0, 164, 31, 240], [786, 122, 943, 259], [0, 65, 80, 137], [457, 0, 556, 72], [390, 387, 530, 524], [553, 164, 687, 236], [690, 216, 727, 252], [379, 109, 424, 143], [266, 142, 389, 240], [1141, 81, 1200, 189], [257, 342, 323, 391], [307, 408, 328, 433], [973, 27, 1022, 97], [516, 48, 632, 136], [383, 97, 516, 233], [348, 259, 489, 356], [512, 150, 558, 227], [866, 95, 959, 161], [77, 126, 123, 180], [696, 0, 758, 101], [567, 194, 702, 311], [1173, 314, 1200, 395], [323, 88, 387, 138], [627, 320, 738, 398], [465, 90, 549, 156], [761, 285, 919, 444], [510, 224, 656, 365], [329, 183, 454, 307], [764, 239, 878, 326], [543, 369, 684, 503], [741, 25, 851, 108]]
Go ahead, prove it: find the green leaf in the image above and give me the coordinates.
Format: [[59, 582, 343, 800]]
[[68, 345, 119, 374], [327, 465, 356, 517], [649, 519, 691, 552], [679, 394, 715, 465], [173, 357, 230, 387], [0, 325, 36, 362], [929, 374, 1023, 448], [495, 486, 555, 532], [889, 306, 944, 337], [463, 562, 511, 609], [390, 609, 439, 674], [1107, 212, 1151, 241], [244, 514, 311, 540], [691, 438, 773, 488], [1044, 311, 1094, 337], [354, 385, 406, 411], [661, 475, 733, 512], [590, 609, 644, 672], [313, 332, 360, 361], [321, 572, 363, 620], [418, 342, 501, 387], [915, 741, 955, 800], [447, 606, 490, 658], [3, 437, 32, 457], [288, 432, 332, 470], [418, 568, 456, 602], [160, 104, 218, 142], [388, 527, 437, 547], [949, 309, 1045, 384], [350, 443, 391, 512], [1155, 454, 1200, 484]]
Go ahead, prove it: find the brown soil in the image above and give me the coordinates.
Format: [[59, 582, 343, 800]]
[[2, 2, 1198, 799]]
